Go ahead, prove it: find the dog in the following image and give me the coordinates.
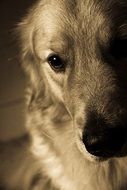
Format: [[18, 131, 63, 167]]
[[1, 0, 127, 189]]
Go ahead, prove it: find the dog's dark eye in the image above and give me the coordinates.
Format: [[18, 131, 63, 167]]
[[47, 54, 65, 72], [110, 38, 127, 59]]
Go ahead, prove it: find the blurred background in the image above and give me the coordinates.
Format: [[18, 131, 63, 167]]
[[0, 0, 35, 141]]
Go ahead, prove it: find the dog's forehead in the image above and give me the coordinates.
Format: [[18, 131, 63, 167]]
[[34, 0, 127, 57]]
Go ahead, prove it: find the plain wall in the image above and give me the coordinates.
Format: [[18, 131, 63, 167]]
[[0, 0, 35, 141]]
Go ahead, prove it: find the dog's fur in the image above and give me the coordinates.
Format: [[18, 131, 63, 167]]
[[1, 0, 127, 189]]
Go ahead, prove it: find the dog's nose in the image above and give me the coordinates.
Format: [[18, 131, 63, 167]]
[[82, 112, 127, 157], [83, 127, 126, 157]]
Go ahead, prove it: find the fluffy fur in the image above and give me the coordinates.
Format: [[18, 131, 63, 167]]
[[1, 0, 127, 189]]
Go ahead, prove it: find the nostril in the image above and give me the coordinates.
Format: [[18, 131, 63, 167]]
[[83, 135, 105, 157], [83, 127, 127, 157]]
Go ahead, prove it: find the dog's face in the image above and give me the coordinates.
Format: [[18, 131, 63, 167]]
[[21, 0, 127, 161]]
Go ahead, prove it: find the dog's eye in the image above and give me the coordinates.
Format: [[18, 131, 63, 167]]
[[110, 38, 127, 59], [47, 54, 65, 72]]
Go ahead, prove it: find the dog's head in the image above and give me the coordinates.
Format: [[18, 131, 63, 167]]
[[19, 0, 127, 161]]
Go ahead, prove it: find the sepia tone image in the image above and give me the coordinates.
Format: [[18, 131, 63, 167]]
[[0, 0, 127, 189]]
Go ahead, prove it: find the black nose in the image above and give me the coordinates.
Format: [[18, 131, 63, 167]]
[[83, 112, 127, 158]]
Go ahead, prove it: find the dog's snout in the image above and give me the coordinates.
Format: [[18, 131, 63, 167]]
[[83, 112, 127, 157], [83, 127, 126, 157]]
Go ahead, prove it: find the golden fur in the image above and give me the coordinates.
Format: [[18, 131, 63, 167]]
[[1, 0, 127, 189]]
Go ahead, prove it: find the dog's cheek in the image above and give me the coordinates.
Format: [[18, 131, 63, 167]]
[[42, 64, 64, 102]]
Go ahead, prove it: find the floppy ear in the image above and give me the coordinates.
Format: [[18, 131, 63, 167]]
[[17, 18, 39, 89], [17, 18, 51, 110]]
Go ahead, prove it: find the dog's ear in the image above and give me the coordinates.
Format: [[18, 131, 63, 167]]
[[17, 18, 50, 109], [17, 18, 40, 89]]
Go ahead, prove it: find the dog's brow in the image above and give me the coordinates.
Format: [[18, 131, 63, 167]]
[[49, 38, 69, 55]]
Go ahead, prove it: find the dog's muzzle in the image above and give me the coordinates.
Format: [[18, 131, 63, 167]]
[[82, 112, 127, 158]]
